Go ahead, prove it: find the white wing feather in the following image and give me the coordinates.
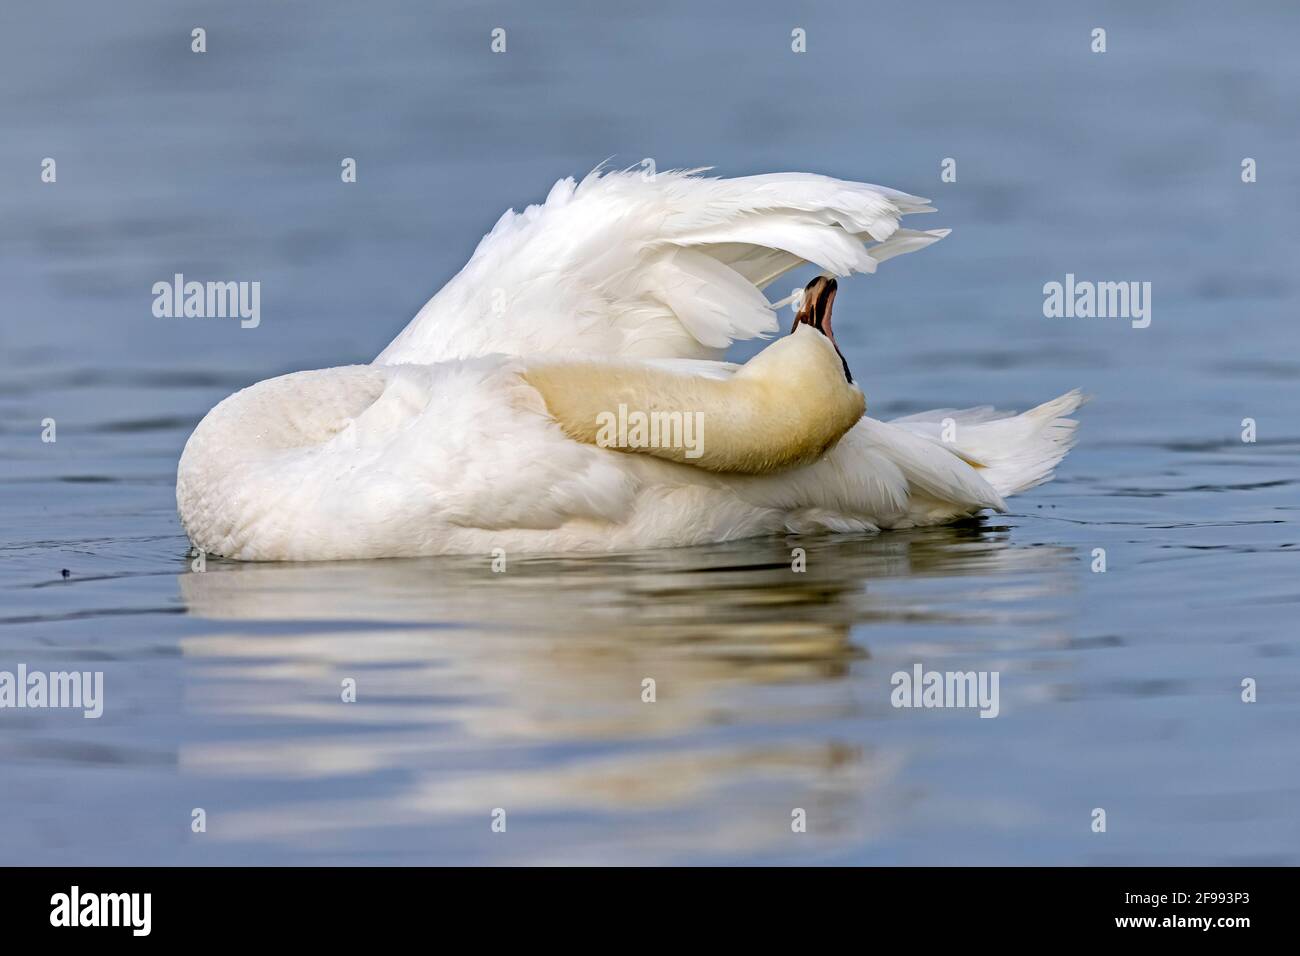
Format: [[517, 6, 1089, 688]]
[[375, 168, 947, 364]]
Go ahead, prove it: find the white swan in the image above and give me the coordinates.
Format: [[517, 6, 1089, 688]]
[[177, 169, 1083, 560]]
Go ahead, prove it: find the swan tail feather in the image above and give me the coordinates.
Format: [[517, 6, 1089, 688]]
[[891, 389, 1087, 499]]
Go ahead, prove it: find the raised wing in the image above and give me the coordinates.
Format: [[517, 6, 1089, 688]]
[[375, 167, 947, 365]]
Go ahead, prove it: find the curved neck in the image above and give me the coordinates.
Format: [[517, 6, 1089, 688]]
[[522, 327, 864, 474]]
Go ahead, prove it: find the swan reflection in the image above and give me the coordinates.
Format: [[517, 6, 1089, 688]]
[[176, 524, 1074, 862]]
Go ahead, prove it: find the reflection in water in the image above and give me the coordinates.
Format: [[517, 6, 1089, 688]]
[[176, 524, 1075, 862]]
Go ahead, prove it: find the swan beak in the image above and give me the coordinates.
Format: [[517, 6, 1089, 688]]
[[791, 276, 852, 383]]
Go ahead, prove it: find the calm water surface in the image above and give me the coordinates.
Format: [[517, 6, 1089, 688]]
[[1, 0, 1297, 864]]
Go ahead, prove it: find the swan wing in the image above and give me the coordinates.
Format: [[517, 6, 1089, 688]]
[[375, 168, 947, 365]]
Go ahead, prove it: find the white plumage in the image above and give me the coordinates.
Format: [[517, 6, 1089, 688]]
[[375, 168, 948, 363], [178, 168, 1083, 560]]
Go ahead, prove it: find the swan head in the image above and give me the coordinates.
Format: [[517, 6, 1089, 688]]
[[791, 276, 852, 382]]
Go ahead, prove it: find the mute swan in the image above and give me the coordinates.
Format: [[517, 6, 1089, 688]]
[[177, 169, 1082, 560]]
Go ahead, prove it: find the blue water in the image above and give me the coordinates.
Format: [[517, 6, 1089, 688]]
[[1, 0, 1297, 864]]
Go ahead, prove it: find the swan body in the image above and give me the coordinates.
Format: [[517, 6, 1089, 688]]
[[177, 168, 1083, 561]]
